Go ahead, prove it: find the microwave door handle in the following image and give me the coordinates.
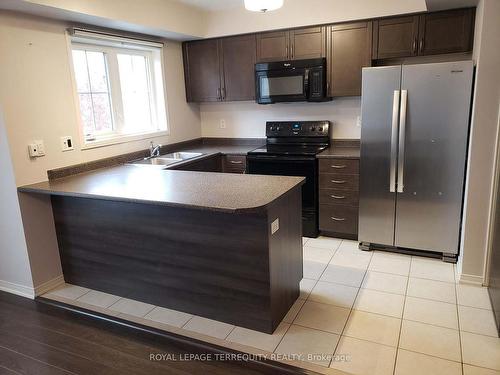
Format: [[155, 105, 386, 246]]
[[304, 68, 309, 97]]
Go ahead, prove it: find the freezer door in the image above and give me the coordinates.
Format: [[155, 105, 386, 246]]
[[359, 66, 402, 246], [395, 61, 473, 254]]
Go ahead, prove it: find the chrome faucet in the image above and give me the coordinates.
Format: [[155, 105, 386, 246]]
[[149, 141, 162, 158]]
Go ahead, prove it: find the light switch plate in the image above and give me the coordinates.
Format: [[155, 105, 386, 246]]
[[271, 218, 280, 234]]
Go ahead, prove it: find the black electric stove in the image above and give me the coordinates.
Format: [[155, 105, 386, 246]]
[[247, 121, 331, 237]]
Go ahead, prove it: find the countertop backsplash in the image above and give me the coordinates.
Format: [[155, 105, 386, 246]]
[[200, 97, 362, 140]]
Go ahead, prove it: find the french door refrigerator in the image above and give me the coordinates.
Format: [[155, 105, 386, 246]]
[[358, 61, 473, 262]]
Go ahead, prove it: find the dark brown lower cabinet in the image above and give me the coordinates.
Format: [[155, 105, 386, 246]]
[[171, 154, 222, 172], [328, 21, 372, 97], [319, 158, 360, 240], [222, 155, 247, 173], [51, 188, 303, 334]]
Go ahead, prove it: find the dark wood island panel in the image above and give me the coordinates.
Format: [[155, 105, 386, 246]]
[[51, 189, 302, 334]]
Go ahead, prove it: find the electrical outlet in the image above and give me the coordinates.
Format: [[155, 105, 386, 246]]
[[60, 136, 74, 151], [28, 140, 45, 158], [271, 218, 280, 234], [219, 119, 226, 129], [356, 116, 362, 128]]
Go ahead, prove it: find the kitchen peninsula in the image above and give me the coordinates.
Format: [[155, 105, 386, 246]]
[[18, 165, 304, 333]]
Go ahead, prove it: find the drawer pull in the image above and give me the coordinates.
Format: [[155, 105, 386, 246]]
[[229, 160, 243, 164], [330, 165, 346, 169], [331, 180, 346, 184], [330, 194, 345, 199], [331, 216, 346, 221]]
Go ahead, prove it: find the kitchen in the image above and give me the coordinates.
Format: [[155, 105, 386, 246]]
[[0, 0, 499, 374]]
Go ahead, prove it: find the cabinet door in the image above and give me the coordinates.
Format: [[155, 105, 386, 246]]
[[220, 35, 256, 101], [183, 39, 222, 102], [328, 22, 372, 97], [256, 31, 289, 62], [289, 26, 326, 60], [418, 9, 474, 56], [372, 16, 419, 59]]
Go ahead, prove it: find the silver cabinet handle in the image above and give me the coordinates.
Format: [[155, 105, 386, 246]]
[[331, 180, 346, 184], [230, 160, 243, 164], [397, 89, 408, 193], [290, 45, 294, 59], [389, 90, 400, 193], [419, 39, 424, 53], [216, 88, 221, 101], [221, 87, 226, 100], [330, 165, 346, 169], [331, 217, 346, 221], [330, 194, 346, 199], [285, 45, 288, 58]]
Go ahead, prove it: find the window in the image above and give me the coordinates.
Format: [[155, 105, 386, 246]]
[[69, 29, 168, 147]]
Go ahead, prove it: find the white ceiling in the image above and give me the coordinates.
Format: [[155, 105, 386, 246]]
[[173, 0, 243, 11]]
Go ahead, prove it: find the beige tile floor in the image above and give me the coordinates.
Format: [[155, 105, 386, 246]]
[[43, 236, 500, 375]]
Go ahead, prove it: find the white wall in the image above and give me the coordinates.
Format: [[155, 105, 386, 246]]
[[459, 0, 500, 284], [204, 0, 426, 38], [3, 0, 208, 39], [201, 98, 361, 139], [0, 10, 201, 296], [0, 109, 35, 298], [0, 11, 201, 186]]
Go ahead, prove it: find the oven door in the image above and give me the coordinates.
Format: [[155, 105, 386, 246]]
[[256, 68, 307, 104], [247, 154, 318, 237]]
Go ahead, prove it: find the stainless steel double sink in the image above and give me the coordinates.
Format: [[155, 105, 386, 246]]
[[128, 152, 204, 167]]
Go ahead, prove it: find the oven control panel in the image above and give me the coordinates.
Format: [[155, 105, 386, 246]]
[[266, 121, 330, 137]]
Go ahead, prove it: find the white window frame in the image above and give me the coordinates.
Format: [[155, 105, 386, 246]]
[[67, 30, 170, 149]]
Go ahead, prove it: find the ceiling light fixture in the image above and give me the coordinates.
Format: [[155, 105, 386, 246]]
[[244, 0, 284, 12]]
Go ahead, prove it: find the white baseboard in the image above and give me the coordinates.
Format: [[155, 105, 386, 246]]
[[34, 275, 64, 296], [0, 279, 35, 299], [457, 272, 484, 285]]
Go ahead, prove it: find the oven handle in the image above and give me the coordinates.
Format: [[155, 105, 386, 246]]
[[247, 155, 316, 162]]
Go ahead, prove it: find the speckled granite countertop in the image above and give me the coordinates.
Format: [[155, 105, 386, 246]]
[[19, 165, 304, 213], [317, 146, 360, 159]]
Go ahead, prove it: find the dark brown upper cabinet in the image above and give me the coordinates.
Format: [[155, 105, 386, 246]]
[[417, 8, 474, 56], [327, 21, 372, 97], [256, 27, 326, 62], [289, 27, 326, 60], [373, 8, 474, 60], [255, 31, 289, 62], [183, 39, 221, 102], [372, 16, 420, 59], [183, 35, 256, 102], [220, 35, 257, 101]]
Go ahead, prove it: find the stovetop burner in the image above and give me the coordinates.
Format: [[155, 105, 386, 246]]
[[248, 121, 331, 157]]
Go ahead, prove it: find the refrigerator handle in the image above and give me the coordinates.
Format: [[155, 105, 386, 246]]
[[389, 90, 400, 193], [397, 90, 408, 193]]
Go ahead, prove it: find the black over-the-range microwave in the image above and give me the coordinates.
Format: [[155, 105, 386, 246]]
[[255, 58, 330, 104]]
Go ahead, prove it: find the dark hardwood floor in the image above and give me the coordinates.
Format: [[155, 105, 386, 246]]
[[0, 291, 316, 375]]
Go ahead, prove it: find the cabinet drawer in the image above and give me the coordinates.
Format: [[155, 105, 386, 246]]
[[319, 158, 359, 174], [223, 155, 246, 173], [319, 205, 358, 234], [319, 189, 359, 206], [319, 173, 359, 191]]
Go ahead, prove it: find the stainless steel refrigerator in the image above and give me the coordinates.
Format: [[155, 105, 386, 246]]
[[358, 61, 473, 262]]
